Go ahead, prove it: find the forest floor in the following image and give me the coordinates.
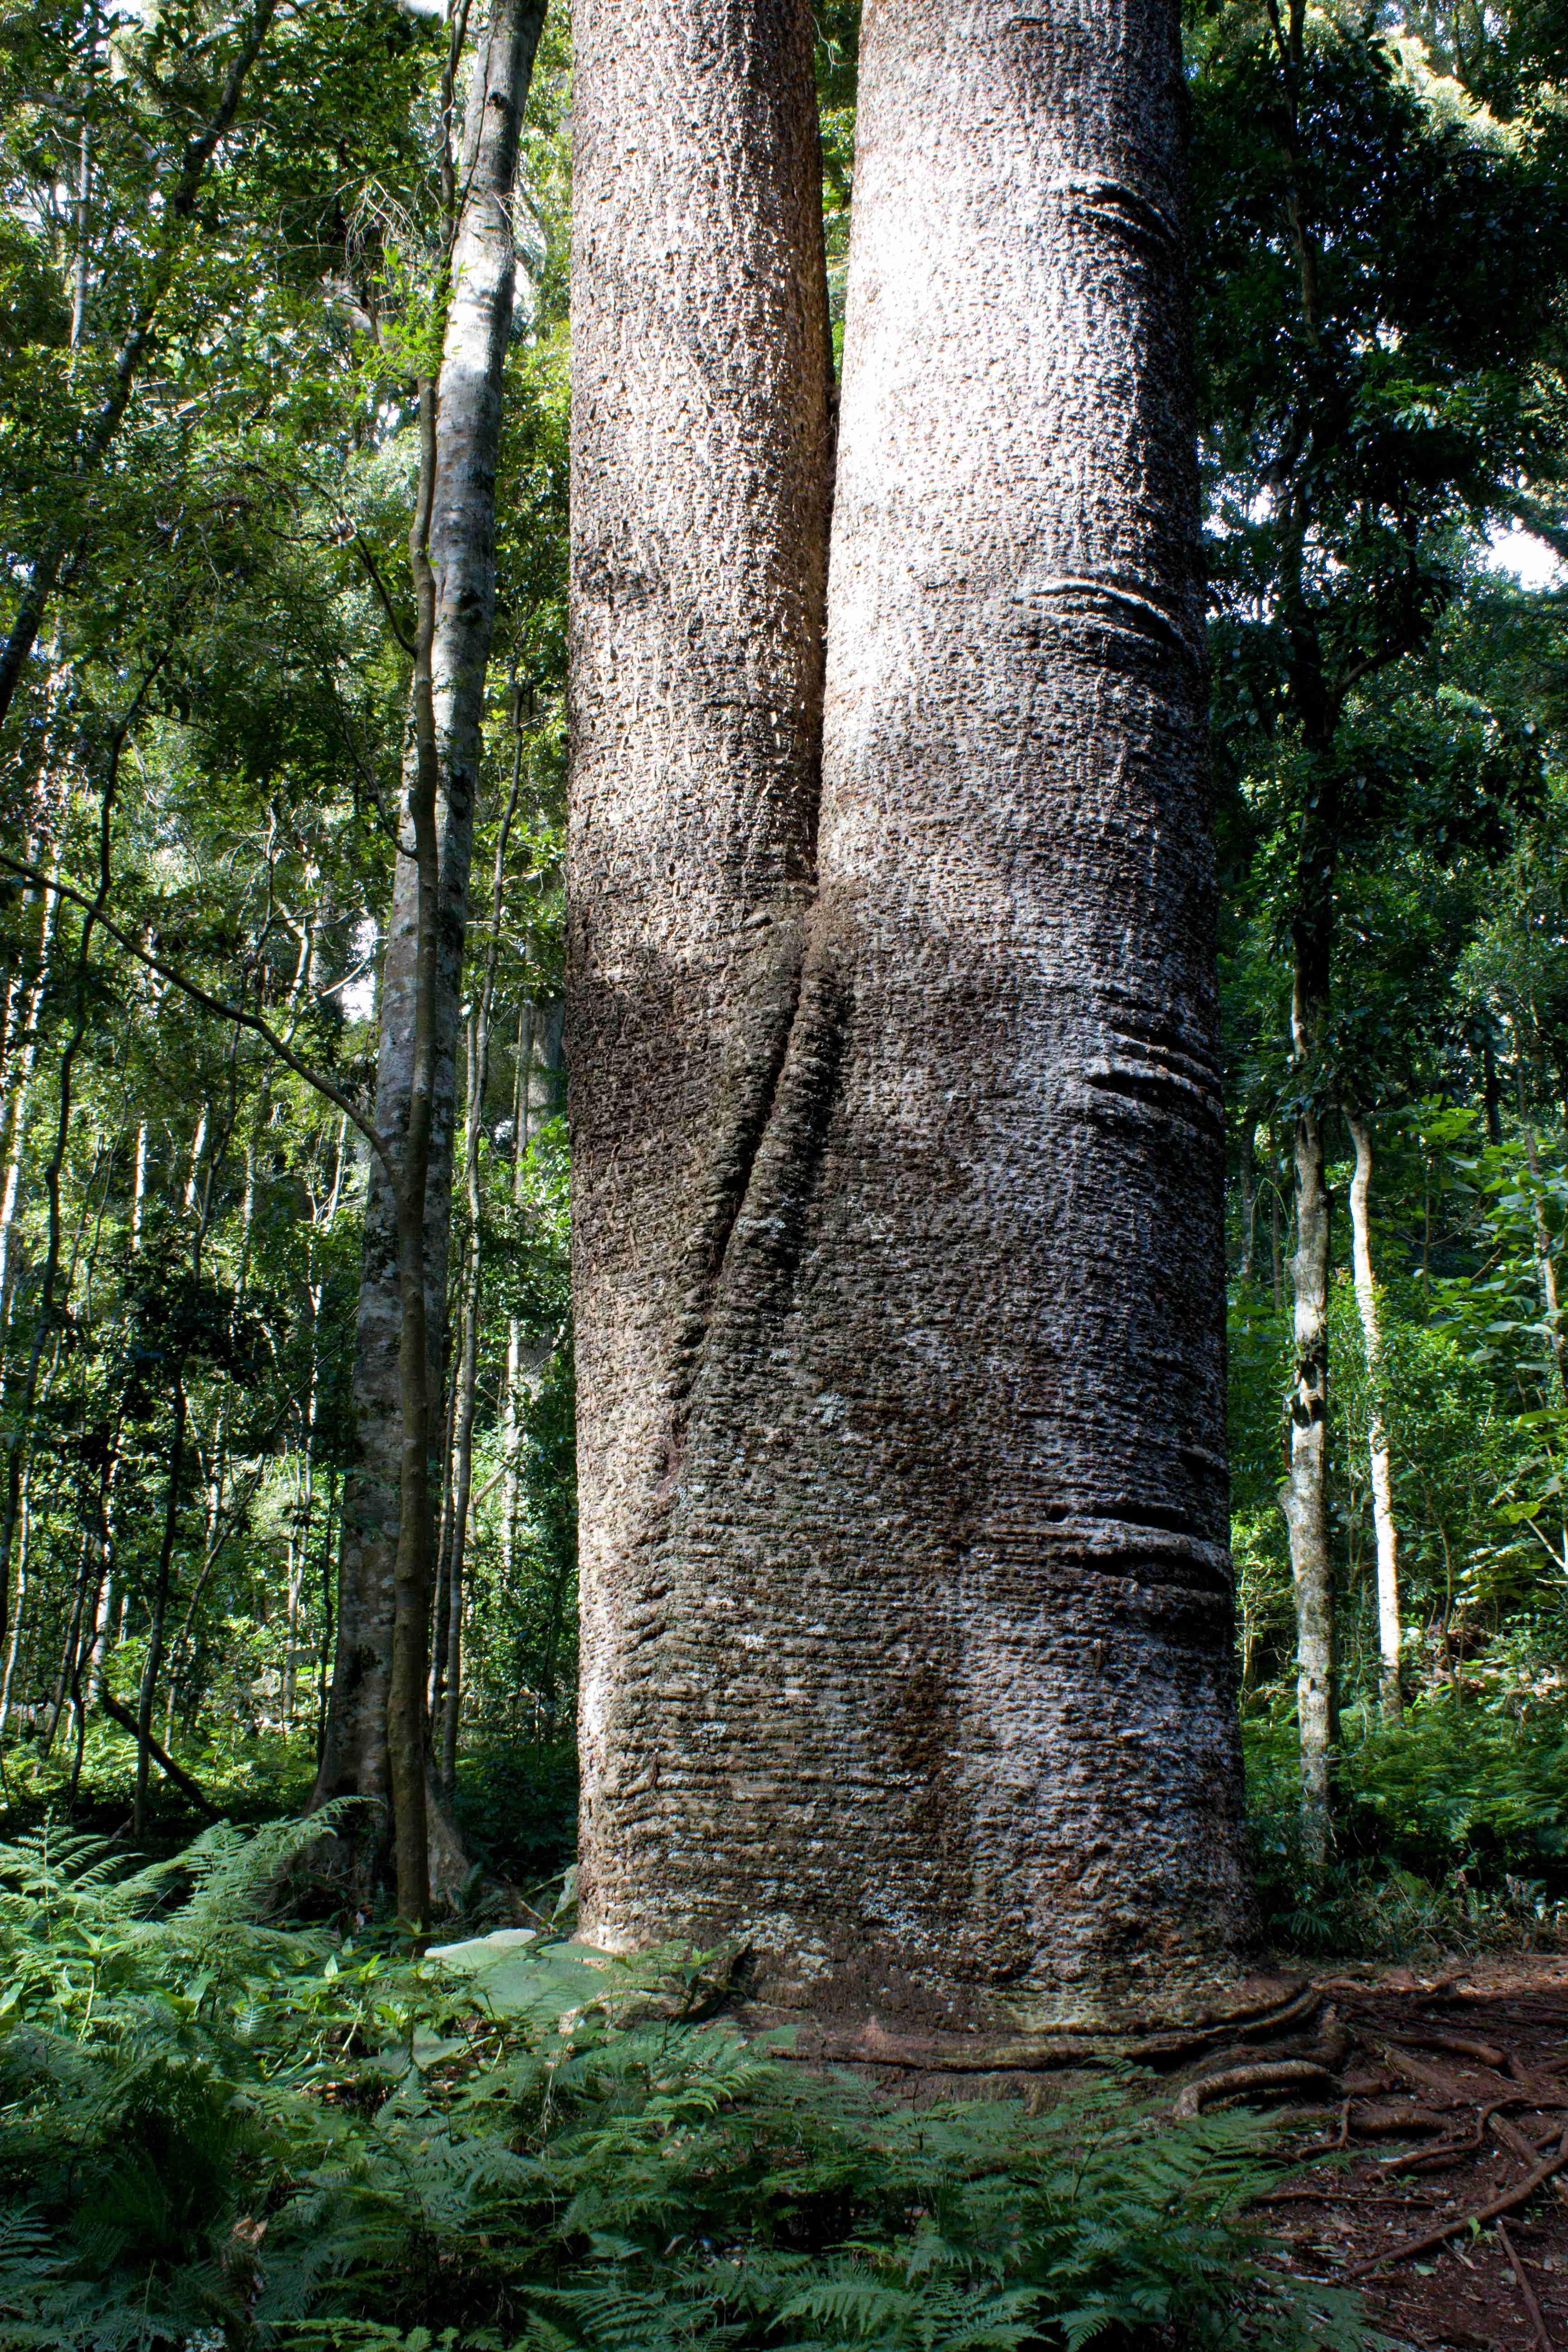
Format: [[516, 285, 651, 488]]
[[1259, 1956, 1568, 2349]]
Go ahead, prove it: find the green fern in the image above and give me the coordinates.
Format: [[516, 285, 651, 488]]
[[0, 1818, 1373, 2352]]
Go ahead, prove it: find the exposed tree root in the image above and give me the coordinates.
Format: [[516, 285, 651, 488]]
[[1499, 2219, 1557, 2352], [1347, 2120, 1568, 2277], [1174, 2061, 1336, 2117]]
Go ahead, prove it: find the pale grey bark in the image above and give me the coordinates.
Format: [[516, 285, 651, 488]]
[[130, 1118, 147, 1253], [1282, 1054, 1335, 1869], [316, 0, 545, 1849], [569, 0, 1250, 2024], [81, 1536, 113, 1711], [0, 1477, 30, 1735], [1346, 1109, 1401, 1725]]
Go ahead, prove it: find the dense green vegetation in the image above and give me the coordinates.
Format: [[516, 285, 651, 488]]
[[0, 1818, 1368, 2350], [2, 0, 1568, 2341]]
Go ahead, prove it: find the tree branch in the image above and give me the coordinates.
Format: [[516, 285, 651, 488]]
[[0, 851, 395, 1186]]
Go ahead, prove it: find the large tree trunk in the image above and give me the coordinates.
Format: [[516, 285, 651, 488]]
[[314, 0, 545, 1877], [1346, 1108, 1401, 1724], [569, 0, 1251, 2025]]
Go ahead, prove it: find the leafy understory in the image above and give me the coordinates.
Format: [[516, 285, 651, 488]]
[[0, 1817, 1369, 2352]]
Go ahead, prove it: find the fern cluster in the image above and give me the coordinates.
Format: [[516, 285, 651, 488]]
[[0, 1819, 1369, 2351]]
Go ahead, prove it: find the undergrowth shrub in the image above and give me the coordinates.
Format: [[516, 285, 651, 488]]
[[1, 1720, 317, 1860], [1245, 1689, 1568, 1953], [452, 1735, 578, 1887], [0, 1818, 1371, 2351]]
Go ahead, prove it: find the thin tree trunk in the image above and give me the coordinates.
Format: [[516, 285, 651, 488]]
[[316, 0, 545, 1916], [183, 1107, 208, 1215], [1514, 1041, 1568, 1405], [130, 1117, 148, 1251], [1346, 1108, 1402, 1724], [317, 1462, 338, 1766], [0, 725, 125, 1667], [500, 995, 530, 1583], [569, 0, 1251, 2015], [41, 1526, 95, 1759], [1237, 1114, 1257, 1282], [0, 858, 65, 1338], [82, 1548, 114, 1711], [428, 1299, 462, 1714], [0, 1472, 30, 1735], [375, 353, 451, 1931], [500, 994, 561, 1573], [134, 1369, 187, 1836], [1482, 1023, 1503, 1147], [438, 708, 521, 1789], [1282, 1024, 1336, 1868]]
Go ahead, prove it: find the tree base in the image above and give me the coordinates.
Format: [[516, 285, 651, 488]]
[[735, 1972, 1342, 2102]]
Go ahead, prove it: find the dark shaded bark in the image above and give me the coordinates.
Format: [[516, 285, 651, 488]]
[[568, 0, 1251, 2024]]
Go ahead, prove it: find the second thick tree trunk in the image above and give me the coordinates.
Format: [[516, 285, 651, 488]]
[[570, 0, 1251, 2024]]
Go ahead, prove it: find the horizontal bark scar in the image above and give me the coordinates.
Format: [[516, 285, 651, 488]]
[[1044, 174, 1179, 256], [1022, 575, 1200, 662], [1082, 1055, 1223, 1132]]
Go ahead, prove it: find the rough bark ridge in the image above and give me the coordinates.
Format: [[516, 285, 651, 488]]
[[316, 0, 545, 1846], [569, 0, 1251, 2026]]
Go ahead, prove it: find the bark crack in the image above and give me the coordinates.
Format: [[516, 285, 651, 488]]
[[650, 942, 808, 1509]]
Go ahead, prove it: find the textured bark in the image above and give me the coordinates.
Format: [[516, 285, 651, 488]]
[[315, 0, 544, 1849], [569, 0, 1250, 2024], [1346, 1109, 1402, 1725]]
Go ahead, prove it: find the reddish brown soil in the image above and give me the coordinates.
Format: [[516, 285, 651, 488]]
[[1259, 1959, 1568, 2350]]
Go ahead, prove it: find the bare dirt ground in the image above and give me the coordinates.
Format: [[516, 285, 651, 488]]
[[1256, 1958, 1568, 2349]]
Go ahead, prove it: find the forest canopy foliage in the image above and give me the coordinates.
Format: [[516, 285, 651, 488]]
[[0, 0, 1563, 1916], [0, 0, 1567, 2335]]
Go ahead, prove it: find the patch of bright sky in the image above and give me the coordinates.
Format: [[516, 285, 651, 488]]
[[339, 915, 379, 1022], [1484, 524, 1564, 593]]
